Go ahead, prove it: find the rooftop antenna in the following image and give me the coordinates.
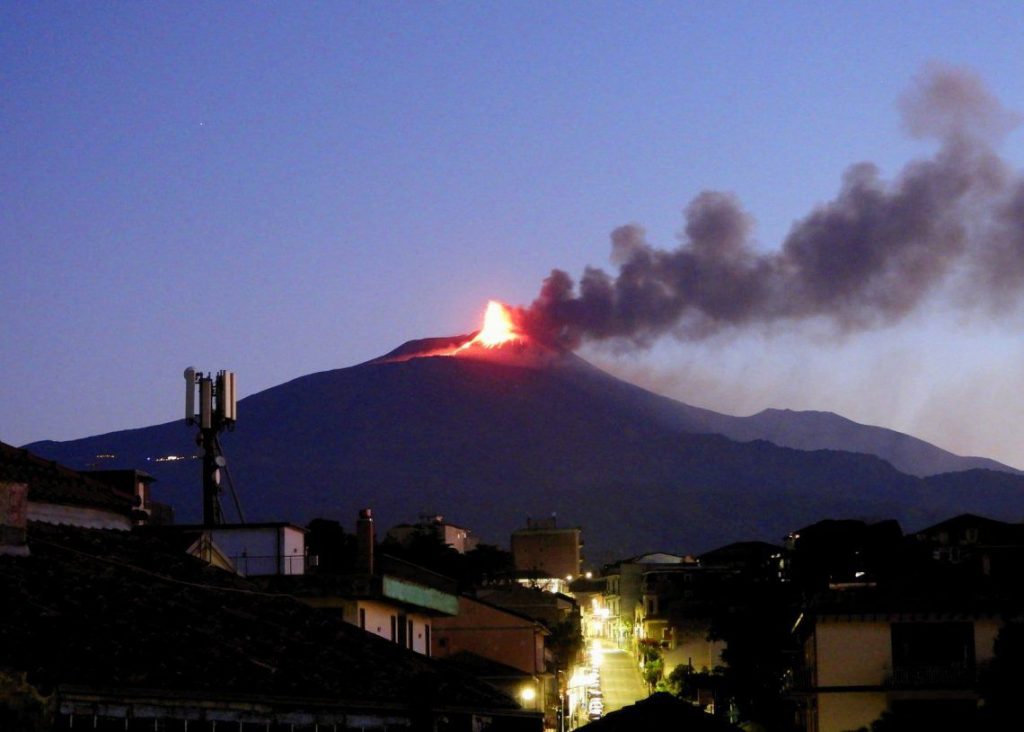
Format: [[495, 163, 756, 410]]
[[184, 367, 243, 526]]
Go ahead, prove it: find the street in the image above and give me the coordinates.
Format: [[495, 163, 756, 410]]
[[592, 638, 648, 715]]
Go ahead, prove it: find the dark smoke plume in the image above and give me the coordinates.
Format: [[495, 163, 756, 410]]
[[520, 65, 1024, 350]]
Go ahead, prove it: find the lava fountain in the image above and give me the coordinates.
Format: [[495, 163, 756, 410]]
[[458, 300, 525, 351]]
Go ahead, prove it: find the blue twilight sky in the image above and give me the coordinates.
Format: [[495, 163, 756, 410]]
[[4, 3, 1024, 467]]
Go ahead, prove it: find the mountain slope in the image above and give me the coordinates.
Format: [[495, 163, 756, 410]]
[[697, 407, 1015, 477], [23, 344, 1024, 557], [564, 362, 1017, 477]]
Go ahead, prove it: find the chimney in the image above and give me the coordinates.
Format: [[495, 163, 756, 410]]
[[356, 508, 375, 575], [0, 482, 30, 557]]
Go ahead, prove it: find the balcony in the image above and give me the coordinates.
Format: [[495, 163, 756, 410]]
[[886, 663, 975, 688], [783, 666, 814, 693]]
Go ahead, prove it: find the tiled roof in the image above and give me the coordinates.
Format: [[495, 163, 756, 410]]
[[442, 651, 533, 680], [0, 441, 132, 513], [0, 521, 520, 714]]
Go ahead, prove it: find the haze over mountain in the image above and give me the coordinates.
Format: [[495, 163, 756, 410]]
[[23, 332, 1024, 559]]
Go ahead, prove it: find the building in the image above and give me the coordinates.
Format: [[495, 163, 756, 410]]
[[697, 540, 783, 582], [1, 448, 540, 730], [433, 594, 553, 720], [603, 552, 691, 648], [1, 520, 541, 731], [568, 574, 608, 638], [635, 564, 730, 673], [511, 517, 582, 580], [388, 513, 479, 554], [1, 440, 134, 532], [913, 513, 1024, 581], [84, 467, 173, 525], [433, 595, 550, 679], [179, 521, 309, 575], [475, 583, 578, 630], [789, 586, 1006, 732], [259, 508, 459, 656]]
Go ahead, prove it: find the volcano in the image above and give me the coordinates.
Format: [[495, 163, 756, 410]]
[[22, 307, 1024, 558]]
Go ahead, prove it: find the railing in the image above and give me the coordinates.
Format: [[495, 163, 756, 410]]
[[783, 666, 814, 692], [886, 663, 975, 688], [230, 553, 307, 576]]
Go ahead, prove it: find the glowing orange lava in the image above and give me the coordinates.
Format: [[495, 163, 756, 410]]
[[461, 300, 523, 349]]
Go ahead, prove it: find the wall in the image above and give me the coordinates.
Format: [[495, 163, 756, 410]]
[[511, 528, 580, 578], [817, 692, 888, 732], [356, 599, 401, 642], [433, 596, 544, 675], [211, 525, 306, 576], [28, 502, 131, 530], [280, 526, 305, 574], [975, 617, 1000, 664], [664, 624, 725, 673], [815, 620, 891, 687]]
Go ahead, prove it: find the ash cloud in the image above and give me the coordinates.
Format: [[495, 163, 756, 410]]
[[520, 65, 1024, 349]]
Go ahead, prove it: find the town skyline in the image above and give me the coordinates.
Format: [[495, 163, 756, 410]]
[[6, 4, 1024, 469]]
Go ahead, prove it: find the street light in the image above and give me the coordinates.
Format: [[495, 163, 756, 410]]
[[520, 685, 537, 705]]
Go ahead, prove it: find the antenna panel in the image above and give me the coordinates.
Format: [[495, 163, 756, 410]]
[[200, 377, 213, 430], [184, 367, 196, 424]]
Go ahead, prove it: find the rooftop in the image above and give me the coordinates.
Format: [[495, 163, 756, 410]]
[[0, 441, 133, 514], [0, 521, 519, 713]]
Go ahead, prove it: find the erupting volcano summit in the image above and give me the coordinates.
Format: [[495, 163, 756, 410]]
[[375, 300, 563, 368]]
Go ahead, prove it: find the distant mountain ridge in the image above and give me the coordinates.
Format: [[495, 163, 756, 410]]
[[573, 372, 1016, 477], [702, 407, 1015, 478], [22, 337, 1024, 557]]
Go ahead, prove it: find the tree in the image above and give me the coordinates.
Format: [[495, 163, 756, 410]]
[[979, 620, 1024, 730], [666, 663, 731, 715], [305, 518, 357, 573], [459, 543, 514, 588], [0, 671, 53, 732], [637, 639, 664, 690], [379, 527, 462, 579], [708, 578, 800, 731]]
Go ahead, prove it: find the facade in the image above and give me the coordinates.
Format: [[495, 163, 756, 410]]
[[635, 565, 730, 673], [433, 595, 550, 676], [604, 552, 690, 648], [913, 513, 1024, 581], [297, 560, 459, 655], [260, 509, 459, 656], [511, 517, 582, 579], [790, 589, 1003, 732], [475, 583, 577, 629], [208, 522, 308, 575], [84, 467, 173, 525], [568, 575, 609, 638], [433, 595, 552, 718], [147, 522, 310, 577]]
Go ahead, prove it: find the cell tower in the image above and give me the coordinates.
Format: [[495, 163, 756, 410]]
[[184, 367, 241, 526]]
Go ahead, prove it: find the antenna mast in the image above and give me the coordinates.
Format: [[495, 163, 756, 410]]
[[184, 367, 238, 526]]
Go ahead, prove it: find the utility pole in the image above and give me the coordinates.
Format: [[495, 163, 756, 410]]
[[184, 367, 237, 526]]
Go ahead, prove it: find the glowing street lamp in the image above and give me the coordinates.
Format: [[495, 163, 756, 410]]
[[520, 685, 537, 705]]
